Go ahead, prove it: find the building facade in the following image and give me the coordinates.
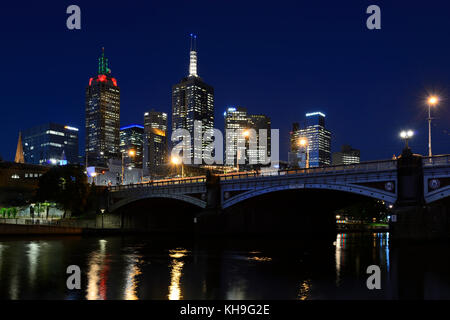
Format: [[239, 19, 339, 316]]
[[120, 125, 144, 168], [22, 123, 79, 165], [143, 110, 168, 177], [289, 112, 331, 168], [332, 145, 360, 165], [85, 48, 121, 167], [172, 35, 214, 164], [224, 106, 271, 169]]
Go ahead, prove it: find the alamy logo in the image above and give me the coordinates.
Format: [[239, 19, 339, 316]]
[[366, 5, 381, 30], [66, 265, 81, 290], [366, 265, 381, 290], [66, 5, 81, 30], [171, 120, 279, 167]]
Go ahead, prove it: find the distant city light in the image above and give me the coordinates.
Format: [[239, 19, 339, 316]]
[[120, 124, 144, 130], [64, 126, 79, 131], [306, 112, 326, 117]]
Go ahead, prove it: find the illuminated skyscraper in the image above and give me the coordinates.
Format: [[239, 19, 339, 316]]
[[224, 107, 249, 166], [332, 145, 360, 165], [224, 107, 271, 168], [120, 125, 144, 168], [23, 123, 79, 165], [143, 110, 168, 176], [85, 48, 120, 166], [172, 34, 214, 164], [290, 112, 331, 168]]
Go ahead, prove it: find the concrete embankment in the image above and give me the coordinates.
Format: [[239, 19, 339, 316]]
[[0, 224, 83, 235]]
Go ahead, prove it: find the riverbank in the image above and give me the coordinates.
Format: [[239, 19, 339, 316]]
[[337, 223, 389, 232], [0, 223, 82, 235]]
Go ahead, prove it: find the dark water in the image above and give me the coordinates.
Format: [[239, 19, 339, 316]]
[[1, 232, 450, 300]]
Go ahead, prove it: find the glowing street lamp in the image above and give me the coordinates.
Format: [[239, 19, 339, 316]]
[[171, 155, 184, 177], [237, 130, 250, 172], [400, 130, 414, 149], [298, 137, 309, 169], [122, 149, 136, 185], [427, 95, 439, 157]]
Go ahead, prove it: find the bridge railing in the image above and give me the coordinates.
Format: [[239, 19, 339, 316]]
[[219, 159, 397, 181], [422, 154, 450, 167], [109, 176, 206, 192]]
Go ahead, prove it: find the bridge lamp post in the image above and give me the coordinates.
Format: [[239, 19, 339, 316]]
[[298, 138, 309, 169], [427, 96, 439, 157], [171, 155, 184, 178], [122, 149, 136, 185], [237, 130, 250, 172], [400, 130, 414, 149]]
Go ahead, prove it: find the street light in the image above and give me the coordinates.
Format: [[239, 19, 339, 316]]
[[298, 137, 309, 169], [171, 155, 184, 178], [237, 130, 250, 172], [427, 95, 439, 157], [400, 130, 414, 149], [122, 149, 136, 185]]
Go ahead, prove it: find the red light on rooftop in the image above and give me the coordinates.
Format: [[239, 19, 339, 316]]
[[98, 75, 106, 82], [89, 77, 93, 86], [112, 78, 117, 86]]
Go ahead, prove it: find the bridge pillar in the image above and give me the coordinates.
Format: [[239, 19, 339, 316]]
[[196, 171, 225, 234], [391, 148, 449, 240]]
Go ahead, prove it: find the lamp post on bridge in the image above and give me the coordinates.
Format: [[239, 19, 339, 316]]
[[400, 130, 414, 150], [427, 95, 439, 157], [237, 129, 250, 172], [122, 149, 136, 185], [298, 137, 309, 169], [171, 155, 184, 178]]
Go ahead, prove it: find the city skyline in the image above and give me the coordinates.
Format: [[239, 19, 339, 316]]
[[1, 2, 449, 163]]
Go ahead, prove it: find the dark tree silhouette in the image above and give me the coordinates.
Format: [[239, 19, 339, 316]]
[[36, 165, 90, 217]]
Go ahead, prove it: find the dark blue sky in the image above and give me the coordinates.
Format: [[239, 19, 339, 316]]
[[0, 0, 449, 162]]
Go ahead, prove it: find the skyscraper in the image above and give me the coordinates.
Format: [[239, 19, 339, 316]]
[[85, 48, 121, 167], [120, 125, 144, 168], [22, 123, 79, 165], [143, 110, 168, 176], [224, 106, 271, 168], [332, 145, 360, 165], [172, 34, 214, 164], [290, 112, 331, 168], [248, 114, 271, 166]]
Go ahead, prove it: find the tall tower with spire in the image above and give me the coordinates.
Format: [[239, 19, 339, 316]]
[[85, 48, 121, 166], [14, 132, 25, 164], [172, 34, 214, 164]]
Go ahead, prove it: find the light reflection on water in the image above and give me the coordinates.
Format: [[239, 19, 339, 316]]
[[168, 249, 188, 300], [0, 232, 449, 299]]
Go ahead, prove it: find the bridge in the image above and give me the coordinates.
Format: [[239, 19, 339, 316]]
[[108, 154, 450, 211], [106, 152, 450, 239]]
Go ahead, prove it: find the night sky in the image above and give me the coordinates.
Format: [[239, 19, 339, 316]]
[[0, 0, 449, 162]]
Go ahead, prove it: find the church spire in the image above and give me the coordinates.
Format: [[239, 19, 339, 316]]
[[15, 132, 25, 164], [188, 34, 198, 77], [98, 47, 110, 75]]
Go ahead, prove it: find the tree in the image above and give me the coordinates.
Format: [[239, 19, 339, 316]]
[[36, 165, 90, 217], [338, 198, 389, 222]]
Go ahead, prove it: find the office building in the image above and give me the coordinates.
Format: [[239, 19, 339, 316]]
[[332, 145, 360, 165], [143, 110, 168, 176], [22, 123, 79, 165], [172, 34, 214, 164], [224, 106, 271, 168], [120, 125, 144, 168], [85, 48, 121, 166], [289, 112, 331, 168]]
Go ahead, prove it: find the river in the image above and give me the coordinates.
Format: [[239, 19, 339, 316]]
[[0, 232, 450, 299]]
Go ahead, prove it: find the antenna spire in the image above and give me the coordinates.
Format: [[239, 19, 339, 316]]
[[98, 47, 109, 75], [188, 34, 198, 77]]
